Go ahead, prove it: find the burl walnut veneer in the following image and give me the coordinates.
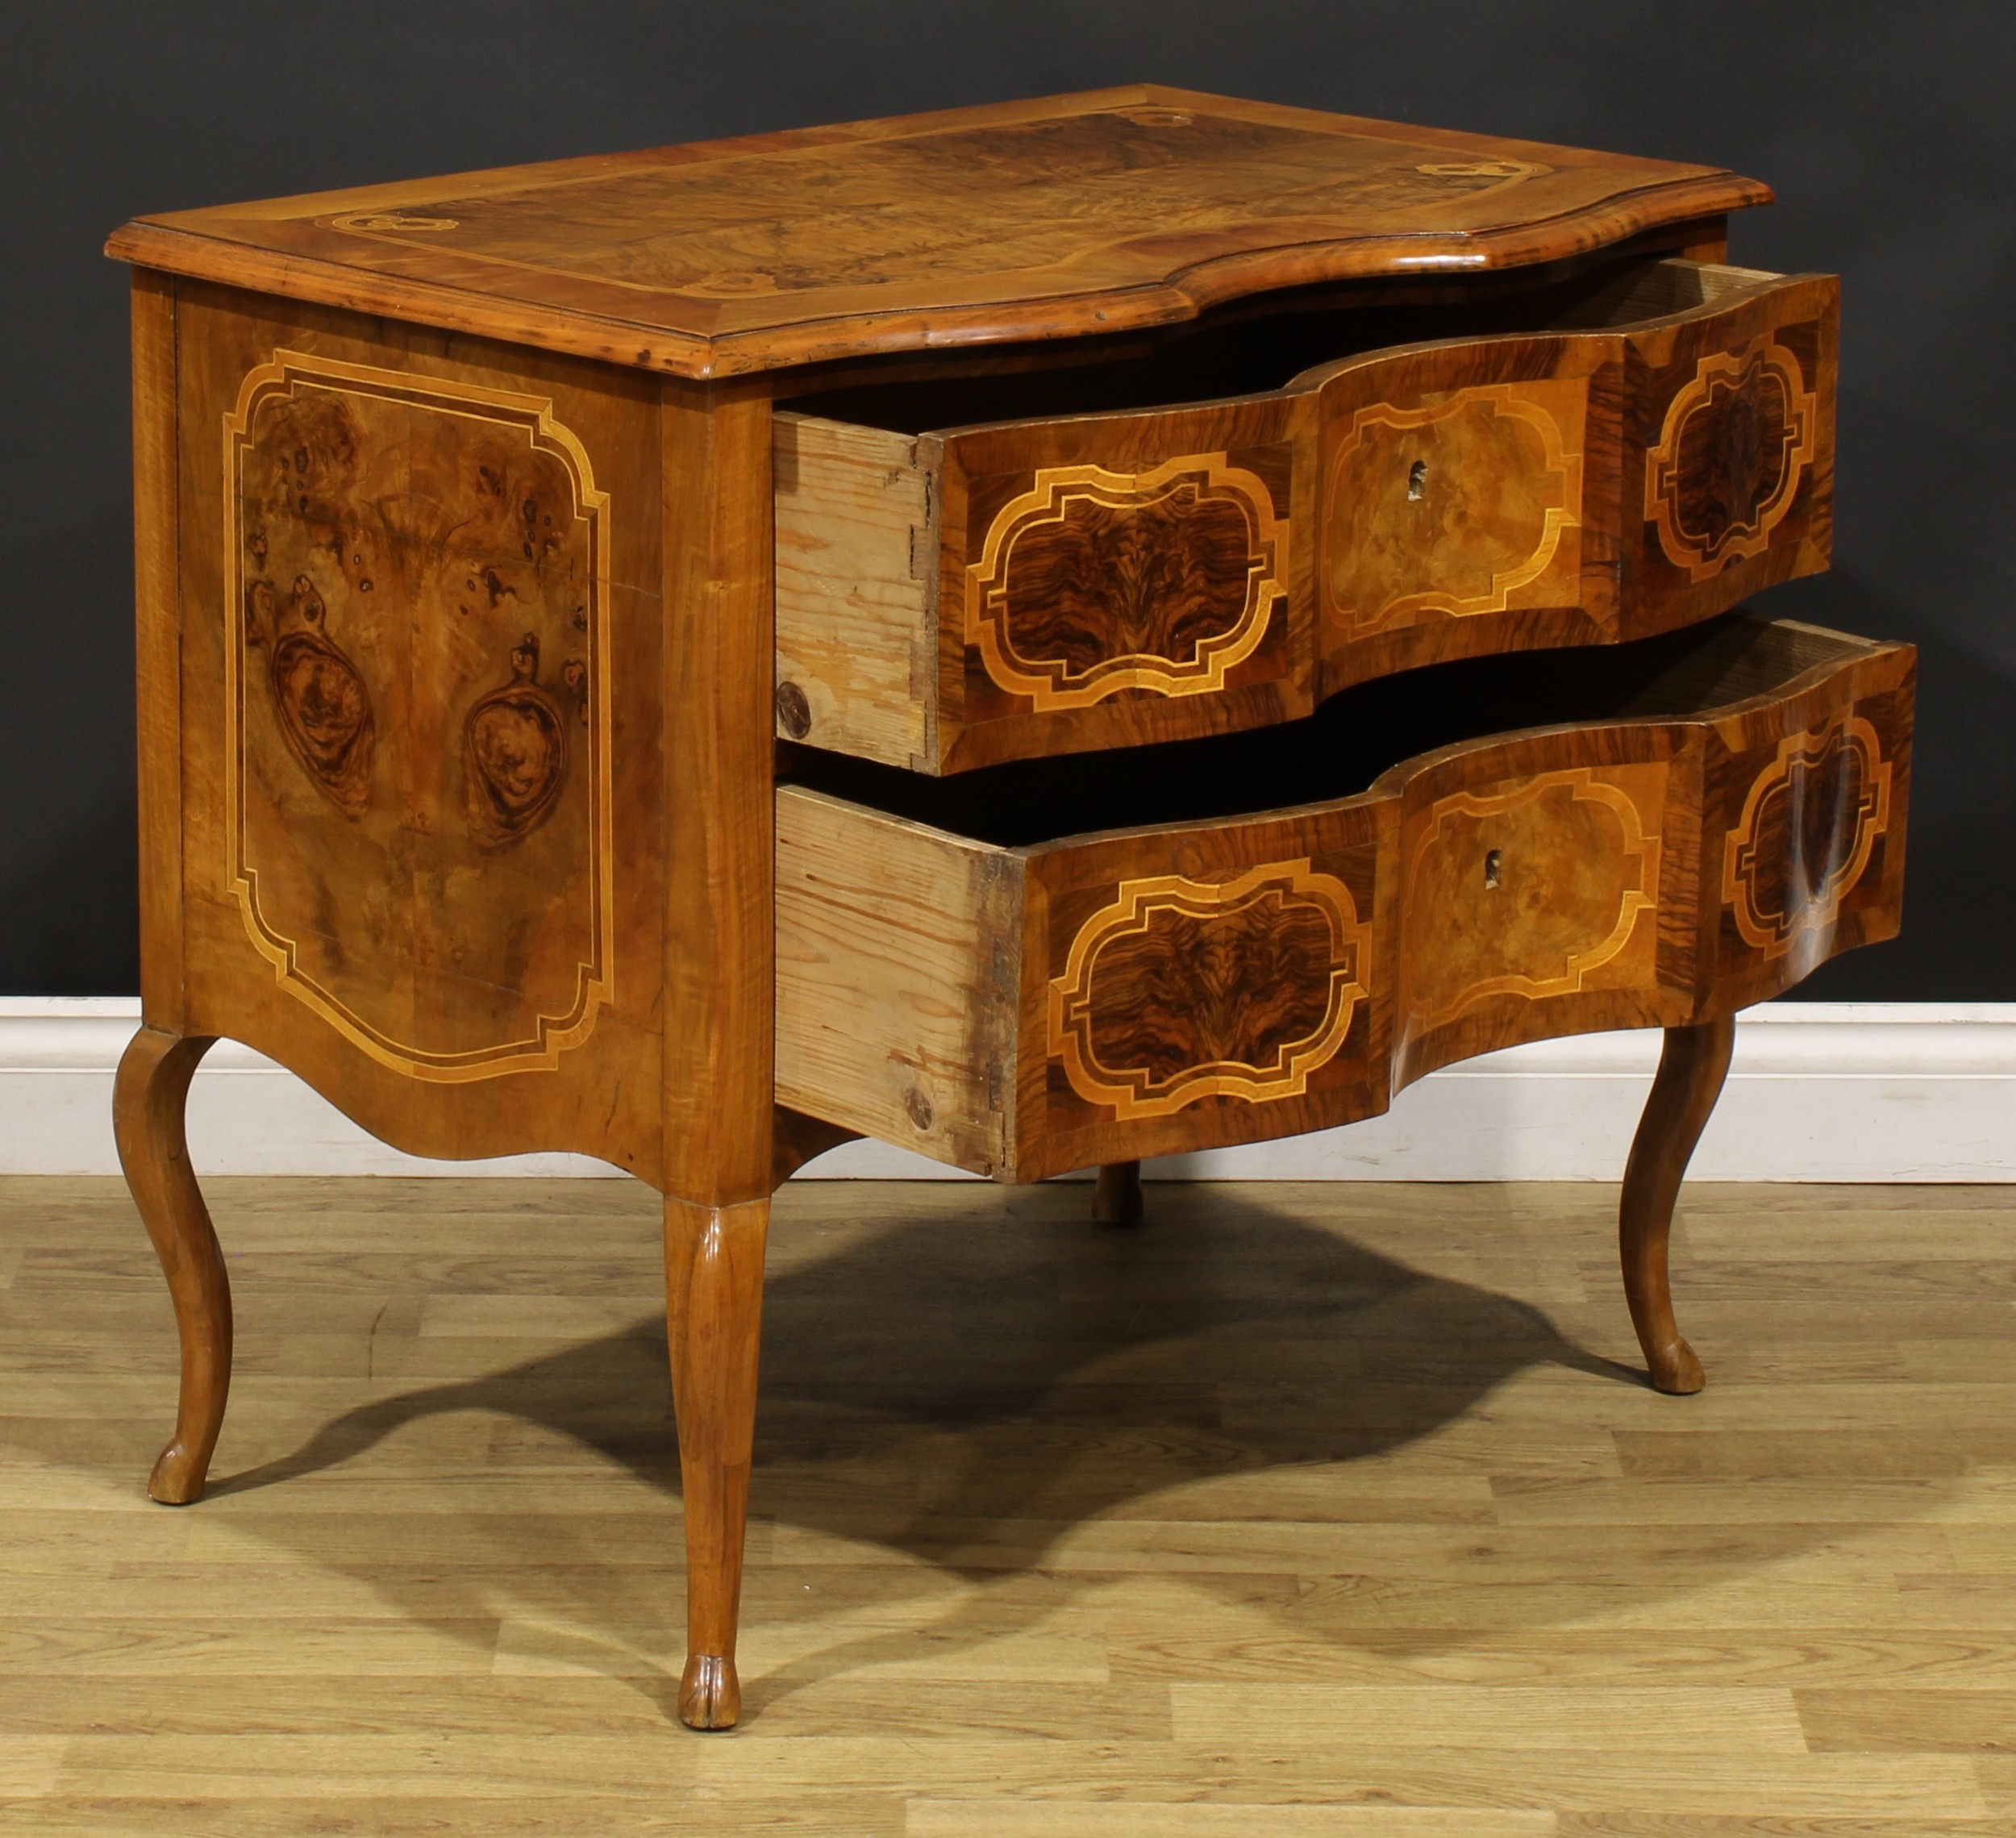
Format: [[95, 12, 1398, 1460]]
[[107, 87, 1910, 1730]]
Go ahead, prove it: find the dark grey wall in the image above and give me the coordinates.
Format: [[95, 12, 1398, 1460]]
[[6, 2, 2010, 997]]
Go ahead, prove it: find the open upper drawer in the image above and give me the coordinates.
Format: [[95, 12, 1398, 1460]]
[[777, 615, 1910, 1182], [775, 258, 1836, 774]]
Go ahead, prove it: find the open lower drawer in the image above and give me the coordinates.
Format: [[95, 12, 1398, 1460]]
[[776, 256, 1837, 773], [777, 615, 1911, 1182]]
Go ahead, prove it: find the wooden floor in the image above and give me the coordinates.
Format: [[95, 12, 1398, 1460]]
[[2, 1174, 2015, 1833]]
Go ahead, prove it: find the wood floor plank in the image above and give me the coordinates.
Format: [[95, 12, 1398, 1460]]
[[1796, 1687, 2016, 1753], [1, 1797, 902, 1836], [906, 1807, 1559, 1835], [2, 1173, 2013, 1832], [1165, 1683, 1809, 1753], [49, 1732, 701, 1798], [1114, 1628, 2016, 1687], [1555, 1816, 2016, 1836], [0, 1738, 66, 1798]]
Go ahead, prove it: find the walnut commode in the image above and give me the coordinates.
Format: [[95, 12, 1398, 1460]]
[[107, 88, 1912, 1730]]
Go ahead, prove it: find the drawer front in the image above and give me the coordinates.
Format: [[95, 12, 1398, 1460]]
[[1317, 356, 1602, 668], [1310, 268, 1836, 692], [1626, 273, 1835, 627], [1392, 746, 1681, 1084], [776, 619, 1912, 1182], [776, 262, 1838, 774], [1026, 805, 1388, 1180], [954, 416, 1310, 764], [1703, 649, 1912, 1011]]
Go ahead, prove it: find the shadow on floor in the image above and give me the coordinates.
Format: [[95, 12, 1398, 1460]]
[[204, 1181, 1643, 1722]]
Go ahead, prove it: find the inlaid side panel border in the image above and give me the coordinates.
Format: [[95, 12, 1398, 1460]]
[[223, 349, 617, 1082]]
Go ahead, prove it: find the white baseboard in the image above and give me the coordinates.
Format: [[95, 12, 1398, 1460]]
[[5, 999, 2010, 1182]]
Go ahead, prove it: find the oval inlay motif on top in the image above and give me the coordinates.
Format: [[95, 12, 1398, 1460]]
[[1048, 861, 1368, 1119], [966, 456, 1287, 711]]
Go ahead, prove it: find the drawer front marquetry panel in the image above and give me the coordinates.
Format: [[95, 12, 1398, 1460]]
[[1047, 861, 1370, 1119], [1644, 334, 1818, 585], [1026, 814, 1385, 1176], [1722, 710, 1889, 961], [939, 410, 1307, 773], [226, 350, 614, 1082], [1629, 277, 1835, 620], [1399, 764, 1664, 1041], [1707, 668, 1911, 1003], [1323, 378, 1587, 640], [965, 454, 1288, 710]]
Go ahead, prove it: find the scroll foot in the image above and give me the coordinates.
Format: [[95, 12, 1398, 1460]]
[[679, 1653, 742, 1730], [1619, 1016, 1734, 1397], [114, 1027, 228, 1502]]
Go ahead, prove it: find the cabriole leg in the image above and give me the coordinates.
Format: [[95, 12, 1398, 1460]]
[[664, 1194, 770, 1730], [114, 1027, 227, 1502], [1092, 1161, 1144, 1225], [1618, 1015, 1735, 1395]]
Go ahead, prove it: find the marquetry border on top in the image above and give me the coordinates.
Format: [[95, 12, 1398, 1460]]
[[106, 86, 1771, 377]]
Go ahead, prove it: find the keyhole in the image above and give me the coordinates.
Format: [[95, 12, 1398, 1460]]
[[1484, 848, 1503, 890], [1407, 459, 1428, 502]]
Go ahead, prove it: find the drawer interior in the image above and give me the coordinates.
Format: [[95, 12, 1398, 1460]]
[[780, 257, 1776, 436], [780, 612, 1869, 849]]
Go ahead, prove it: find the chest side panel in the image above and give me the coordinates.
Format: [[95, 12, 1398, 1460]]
[[172, 283, 667, 1174]]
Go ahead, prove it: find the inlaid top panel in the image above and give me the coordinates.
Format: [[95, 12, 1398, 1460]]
[[106, 87, 1769, 377]]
